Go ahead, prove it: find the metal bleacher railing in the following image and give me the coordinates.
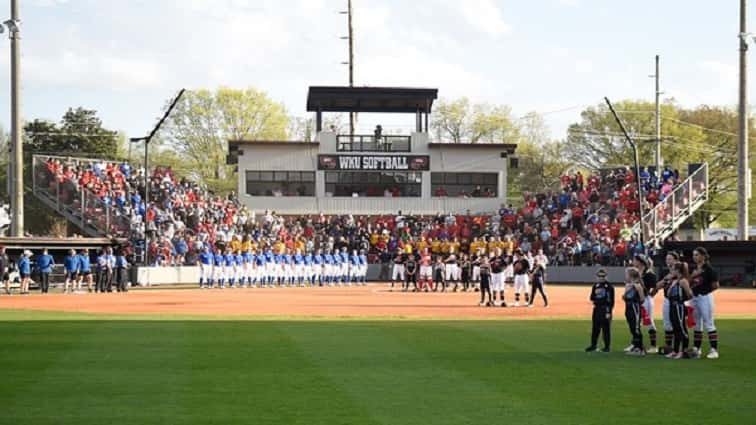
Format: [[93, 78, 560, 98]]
[[634, 162, 709, 247]]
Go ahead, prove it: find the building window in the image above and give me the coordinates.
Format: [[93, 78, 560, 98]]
[[245, 171, 315, 197], [431, 172, 498, 198], [325, 171, 422, 197]]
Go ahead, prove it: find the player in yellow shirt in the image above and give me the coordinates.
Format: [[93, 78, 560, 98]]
[[440, 239, 451, 255], [430, 238, 442, 254], [501, 236, 514, 256], [229, 236, 242, 253], [487, 237, 499, 255], [415, 237, 429, 254], [448, 237, 461, 255]]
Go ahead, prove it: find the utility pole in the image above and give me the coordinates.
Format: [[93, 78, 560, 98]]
[[347, 0, 355, 138], [737, 0, 750, 240], [654, 55, 662, 174], [9, 0, 23, 237]]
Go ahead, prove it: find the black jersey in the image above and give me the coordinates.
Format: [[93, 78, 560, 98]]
[[590, 281, 615, 308], [664, 279, 687, 303], [393, 254, 404, 265], [690, 263, 718, 296], [514, 259, 530, 275], [641, 270, 657, 294], [490, 256, 504, 274], [479, 262, 491, 276], [623, 283, 641, 303], [404, 259, 417, 274]]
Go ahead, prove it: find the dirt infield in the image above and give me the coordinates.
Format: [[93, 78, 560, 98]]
[[0, 285, 754, 319]]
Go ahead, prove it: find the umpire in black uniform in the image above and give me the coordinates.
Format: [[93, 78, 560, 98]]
[[587, 268, 614, 352]]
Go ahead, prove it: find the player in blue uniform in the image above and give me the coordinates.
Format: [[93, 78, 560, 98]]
[[255, 251, 267, 287], [340, 248, 350, 285], [331, 251, 342, 286], [349, 250, 360, 286], [234, 250, 245, 288], [324, 251, 334, 286], [293, 250, 305, 287], [197, 246, 214, 288], [36, 249, 55, 294], [224, 249, 236, 288], [303, 252, 314, 287], [213, 249, 225, 288], [358, 250, 368, 285], [313, 249, 324, 286], [243, 249, 255, 287]]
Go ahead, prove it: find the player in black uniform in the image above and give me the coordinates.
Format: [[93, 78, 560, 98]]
[[0, 246, 9, 295], [433, 256, 446, 292], [665, 262, 693, 359], [404, 254, 417, 292], [490, 252, 506, 307], [478, 256, 493, 306], [528, 264, 549, 307], [458, 254, 471, 292], [587, 268, 614, 352], [390, 249, 405, 291], [623, 267, 646, 356], [513, 254, 530, 306], [633, 254, 659, 353], [690, 247, 720, 359]]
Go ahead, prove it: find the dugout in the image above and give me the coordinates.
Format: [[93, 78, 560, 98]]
[[228, 86, 517, 215], [662, 240, 756, 288]]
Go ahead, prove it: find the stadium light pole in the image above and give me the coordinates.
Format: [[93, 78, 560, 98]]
[[3, 0, 23, 237], [129, 88, 186, 267], [605, 97, 645, 246], [737, 0, 751, 241]]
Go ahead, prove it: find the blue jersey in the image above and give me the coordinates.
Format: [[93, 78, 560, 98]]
[[333, 254, 341, 265], [274, 255, 284, 265], [243, 252, 254, 264], [214, 254, 225, 266], [283, 254, 292, 265], [340, 252, 349, 263], [199, 252, 214, 265], [313, 254, 323, 265], [96, 255, 108, 271], [224, 254, 235, 266], [17, 257, 31, 274], [64, 255, 80, 273], [235, 254, 244, 265], [77, 254, 91, 273], [304, 254, 313, 265], [294, 254, 304, 265], [350, 254, 360, 265], [255, 254, 266, 266], [324, 254, 334, 265], [36, 254, 54, 273], [265, 251, 274, 263], [359, 254, 367, 265], [115, 255, 128, 268]]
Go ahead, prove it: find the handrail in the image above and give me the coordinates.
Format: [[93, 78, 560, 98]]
[[633, 163, 709, 247], [336, 134, 411, 152]]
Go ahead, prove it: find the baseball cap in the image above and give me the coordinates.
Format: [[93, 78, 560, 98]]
[[595, 268, 608, 279]]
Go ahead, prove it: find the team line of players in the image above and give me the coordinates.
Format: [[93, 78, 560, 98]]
[[196, 247, 368, 288]]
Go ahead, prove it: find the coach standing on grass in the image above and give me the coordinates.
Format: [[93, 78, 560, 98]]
[[586, 269, 613, 352]]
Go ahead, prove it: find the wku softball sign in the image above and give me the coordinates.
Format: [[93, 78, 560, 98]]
[[317, 155, 430, 171]]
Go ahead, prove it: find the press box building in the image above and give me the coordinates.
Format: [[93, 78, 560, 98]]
[[228, 86, 517, 215]]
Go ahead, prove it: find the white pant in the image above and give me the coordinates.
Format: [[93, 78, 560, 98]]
[[213, 265, 224, 281], [642, 295, 656, 330], [420, 265, 432, 280], [691, 293, 716, 332], [199, 263, 212, 282], [312, 264, 322, 278], [662, 297, 672, 332], [445, 264, 460, 281], [472, 266, 480, 282], [294, 264, 305, 279], [392, 264, 405, 281], [491, 272, 504, 292], [514, 274, 530, 294]]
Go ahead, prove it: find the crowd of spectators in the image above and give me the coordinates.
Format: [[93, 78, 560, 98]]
[[36, 155, 695, 268]]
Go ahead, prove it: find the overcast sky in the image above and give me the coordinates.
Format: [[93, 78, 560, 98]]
[[0, 0, 752, 139]]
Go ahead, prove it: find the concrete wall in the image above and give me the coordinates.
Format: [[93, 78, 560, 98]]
[[136, 265, 626, 286]]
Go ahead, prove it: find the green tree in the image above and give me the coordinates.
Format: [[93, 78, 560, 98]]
[[470, 104, 520, 143], [431, 97, 470, 143], [165, 87, 289, 185]]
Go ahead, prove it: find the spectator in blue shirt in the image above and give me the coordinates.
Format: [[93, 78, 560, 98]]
[[35, 249, 55, 294], [77, 249, 93, 292], [17, 250, 32, 294], [114, 248, 129, 292], [64, 249, 80, 294]]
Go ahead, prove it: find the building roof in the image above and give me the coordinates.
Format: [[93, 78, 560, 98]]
[[428, 142, 517, 155], [229, 140, 319, 147], [306, 86, 438, 114]]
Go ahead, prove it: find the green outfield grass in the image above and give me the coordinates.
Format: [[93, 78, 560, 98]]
[[1, 313, 754, 425]]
